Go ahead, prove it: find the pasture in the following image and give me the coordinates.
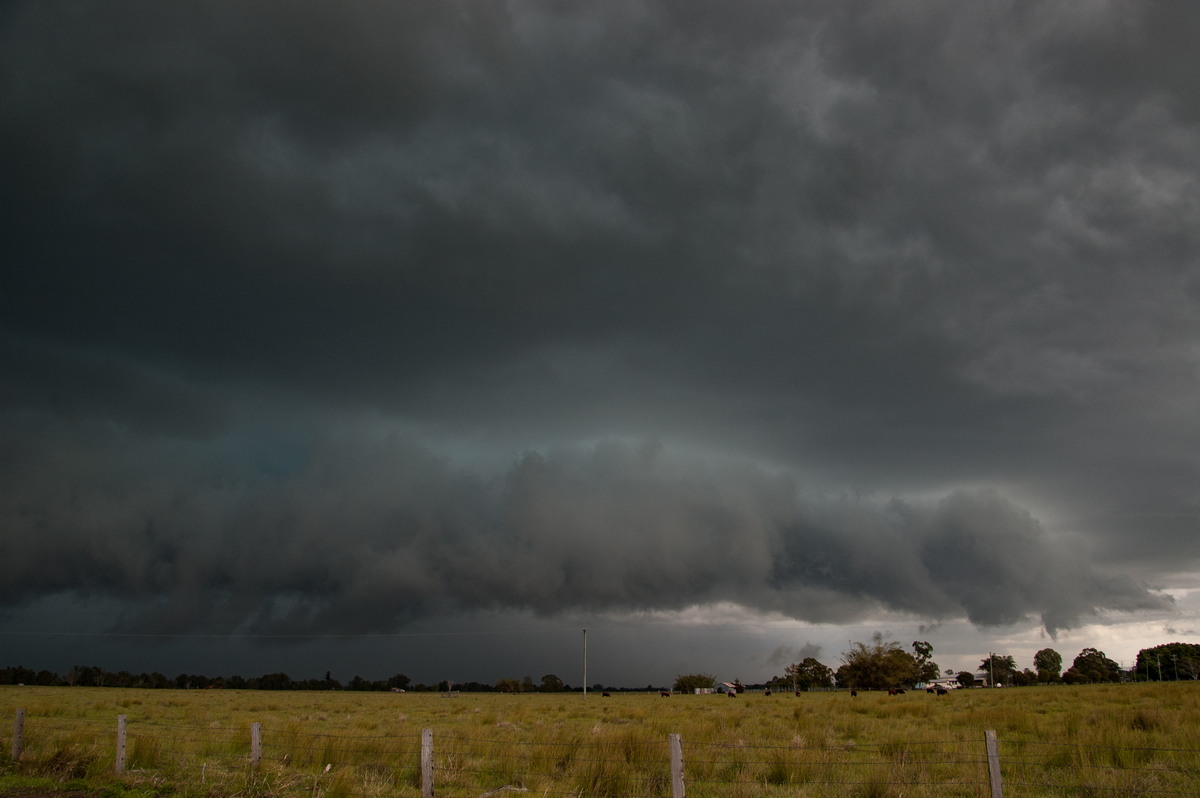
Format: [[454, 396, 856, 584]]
[[3, 683, 1199, 797]]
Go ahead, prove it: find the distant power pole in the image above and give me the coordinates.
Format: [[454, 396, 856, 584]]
[[583, 628, 588, 698]]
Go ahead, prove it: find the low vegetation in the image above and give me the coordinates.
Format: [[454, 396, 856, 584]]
[[3, 682, 1200, 797]]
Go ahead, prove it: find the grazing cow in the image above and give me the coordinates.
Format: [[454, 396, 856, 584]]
[[888, 688, 896, 696], [660, 690, 671, 697], [728, 690, 737, 698], [602, 692, 611, 697], [763, 688, 772, 696], [936, 687, 948, 696], [850, 689, 858, 697]]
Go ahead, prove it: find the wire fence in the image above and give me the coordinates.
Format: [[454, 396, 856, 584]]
[[8, 708, 1200, 797]]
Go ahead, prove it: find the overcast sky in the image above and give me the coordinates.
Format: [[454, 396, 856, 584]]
[[3, 0, 1199, 687]]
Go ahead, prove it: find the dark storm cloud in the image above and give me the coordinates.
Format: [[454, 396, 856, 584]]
[[2, 0, 1198, 656], [0, 434, 1169, 636]]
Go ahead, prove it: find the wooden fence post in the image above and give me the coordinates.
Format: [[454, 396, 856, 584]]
[[250, 722, 262, 771], [669, 733, 685, 798], [115, 715, 126, 773], [421, 728, 434, 798], [11, 709, 23, 761], [985, 729, 1003, 798]]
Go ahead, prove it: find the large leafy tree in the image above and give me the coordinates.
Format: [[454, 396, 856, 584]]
[[979, 654, 1017, 686], [1064, 648, 1122, 683], [784, 657, 834, 691], [1135, 643, 1200, 681], [1033, 648, 1062, 682], [912, 641, 940, 682], [673, 673, 716, 692], [836, 636, 921, 689]]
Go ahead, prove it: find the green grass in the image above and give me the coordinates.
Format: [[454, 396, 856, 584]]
[[2, 684, 1199, 796]]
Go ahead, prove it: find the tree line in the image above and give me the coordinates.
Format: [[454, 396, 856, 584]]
[[673, 638, 1200, 693], [0, 666, 598, 693], [4, 642, 1195, 693]]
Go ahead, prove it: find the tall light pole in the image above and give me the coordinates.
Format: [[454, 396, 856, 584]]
[[582, 628, 588, 699]]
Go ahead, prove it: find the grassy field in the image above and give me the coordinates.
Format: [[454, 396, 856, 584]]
[[2, 683, 1199, 797]]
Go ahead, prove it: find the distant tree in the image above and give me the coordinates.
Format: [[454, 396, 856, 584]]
[[673, 673, 717, 692], [784, 658, 834, 691], [0, 667, 38, 685], [956, 671, 976, 688], [540, 674, 565, 692], [836, 635, 922, 689], [1064, 648, 1121, 684], [1012, 668, 1038, 687], [911, 641, 940, 682], [1033, 648, 1063, 682], [495, 677, 521, 693], [1135, 643, 1200, 681], [458, 681, 492, 692], [257, 672, 294, 690], [979, 654, 1017, 686], [387, 673, 412, 691], [68, 665, 107, 687]]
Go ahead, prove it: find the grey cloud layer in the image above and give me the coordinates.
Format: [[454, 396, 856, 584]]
[[2, 0, 1198, 642], [0, 434, 1169, 635]]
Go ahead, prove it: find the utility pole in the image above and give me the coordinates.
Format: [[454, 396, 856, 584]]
[[583, 628, 588, 699]]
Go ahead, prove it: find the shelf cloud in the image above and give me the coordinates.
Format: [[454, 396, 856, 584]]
[[2, 0, 1197, 680]]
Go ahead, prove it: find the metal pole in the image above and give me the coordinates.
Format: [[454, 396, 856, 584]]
[[583, 628, 588, 698]]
